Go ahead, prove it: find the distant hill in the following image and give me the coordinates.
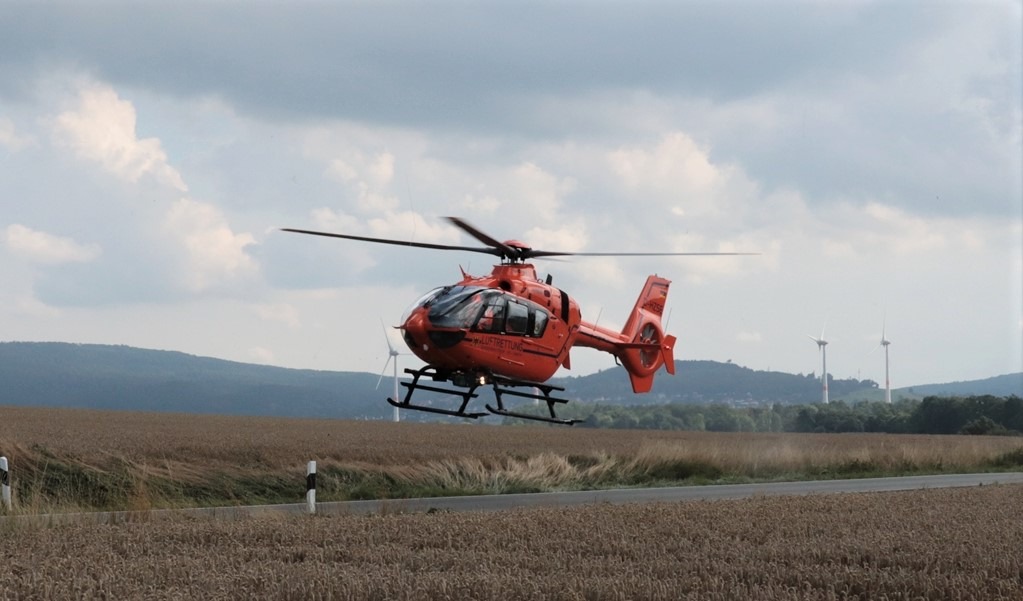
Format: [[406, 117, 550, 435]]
[[0, 342, 390, 419], [904, 373, 1023, 398], [552, 360, 879, 405], [0, 342, 1018, 419]]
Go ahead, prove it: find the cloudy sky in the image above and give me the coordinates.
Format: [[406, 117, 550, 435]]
[[1, 1, 1020, 390]]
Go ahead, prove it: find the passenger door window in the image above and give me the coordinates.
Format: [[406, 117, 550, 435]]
[[506, 301, 529, 335]]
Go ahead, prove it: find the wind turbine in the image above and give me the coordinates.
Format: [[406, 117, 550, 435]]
[[880, 321, 892, 404], [808, 325, 829, 404], [376, 320, 405, 422]]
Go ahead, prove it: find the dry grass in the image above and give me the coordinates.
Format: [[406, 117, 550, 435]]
[[1, 484, 1020, 600], [1, 406, 1021, 512], [3, 405, 1020, 466]]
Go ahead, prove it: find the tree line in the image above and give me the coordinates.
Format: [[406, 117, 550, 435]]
[[550, 395, 1023, 435]]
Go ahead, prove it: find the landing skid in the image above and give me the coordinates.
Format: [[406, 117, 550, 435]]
[[387, 366, 580, 425], [386, 366, 488, 420], [485, 377, 581, 426]]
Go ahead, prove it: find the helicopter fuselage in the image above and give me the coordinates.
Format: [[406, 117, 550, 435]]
[[399, 263, 581, 383]]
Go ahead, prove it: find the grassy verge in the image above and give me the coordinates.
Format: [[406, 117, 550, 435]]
[[1, 439, 1022, 514]]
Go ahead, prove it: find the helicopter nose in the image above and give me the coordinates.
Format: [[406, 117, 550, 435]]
[[402, 309, 428, 352]]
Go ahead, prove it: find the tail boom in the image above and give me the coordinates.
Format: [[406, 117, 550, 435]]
[[576, 275, 677, 393]]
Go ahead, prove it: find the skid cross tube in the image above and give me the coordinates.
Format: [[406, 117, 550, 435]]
[[485, 403, 581, 425], [485, 378, 581, 425], [386, 367, 488, 419], [383, 366, 579, 424]]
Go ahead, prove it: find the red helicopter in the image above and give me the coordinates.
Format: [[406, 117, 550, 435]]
[[283, 217, 751, 425]]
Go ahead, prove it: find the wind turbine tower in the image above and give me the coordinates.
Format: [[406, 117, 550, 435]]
[[880, 324, 892, 404], [376, 321, 404, 422], [808, 327, 829, 404]]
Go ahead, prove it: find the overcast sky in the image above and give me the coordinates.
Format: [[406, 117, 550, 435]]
[[1, 1, 1020, 390]]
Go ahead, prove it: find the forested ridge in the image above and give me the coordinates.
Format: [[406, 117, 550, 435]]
[[550, 395, 1023, 435], [1, 342, 1019, 431], [0, 342, 387, 419]]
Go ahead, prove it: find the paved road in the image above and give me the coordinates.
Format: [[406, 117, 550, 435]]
[[11, 472, 1023, 526], [329, 472, 1023, 515]]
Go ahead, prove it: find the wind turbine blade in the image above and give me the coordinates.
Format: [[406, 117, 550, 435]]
[[380, 318, 396, 354], [375, 355, 393, 389]]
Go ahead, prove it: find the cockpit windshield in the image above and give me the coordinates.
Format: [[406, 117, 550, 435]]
[[400, 286, 446, 325], [421, 285, 551, 337], [427, 286, 501, 329]]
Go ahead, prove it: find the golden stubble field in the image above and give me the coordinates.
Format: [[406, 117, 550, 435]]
[[1, 405, 1022, 512], [1, 485, 1021, 600], [0, 406, 1022, 600]]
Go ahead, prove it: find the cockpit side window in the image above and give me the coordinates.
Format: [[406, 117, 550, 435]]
[[506, 301, 529, 334], [474, 296, 506, 333], [531, 309, 549, 337]]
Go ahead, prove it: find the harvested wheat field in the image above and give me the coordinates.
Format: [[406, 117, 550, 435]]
[[5, 405, 1023, 465], [1, 406, 1022, 512], [1, 484, 1021, 600]]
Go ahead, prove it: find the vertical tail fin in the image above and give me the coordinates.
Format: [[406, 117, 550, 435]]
[[619, 276, 676, 393]]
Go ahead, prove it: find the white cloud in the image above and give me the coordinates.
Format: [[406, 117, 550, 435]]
[[610, 133, 716, 190], [505, 162, 576, 224], [571, 256, 628, 292], [14, 295, 62, 318], [3, 224, 101, 264], [247, 346, 276, 364], [366, 210, 458, 242], [450, 160, 578, 227], [819, 200, 1007, 257], [327, 158, 358, 183], [365, 152, 395, 189], [310, 207, 361, 232], [737, 331, 763, 343], [164, 198, 257, 292], [0, 4, 1017, 387], [460, 192, 501, 214], [0, 117, 35, 151], [607, 132, 756, 220], [254, 303, 301, 328], [311, 207, 460, 245], [325, 151, 399, 213], [52, 83, 187, 191], [524, 224, 588, 253]]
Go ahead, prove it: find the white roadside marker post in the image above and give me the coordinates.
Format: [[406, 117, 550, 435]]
[[1, 456, 10, 512], [306, 460, 316, 515]]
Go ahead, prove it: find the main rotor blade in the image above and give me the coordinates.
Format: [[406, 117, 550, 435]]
[[527, 250, 760, 258], [444, 217, 519, 259], [445, 217, 758, 259], [285, 221, 759, 261], [281, 228, 501, 257]]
